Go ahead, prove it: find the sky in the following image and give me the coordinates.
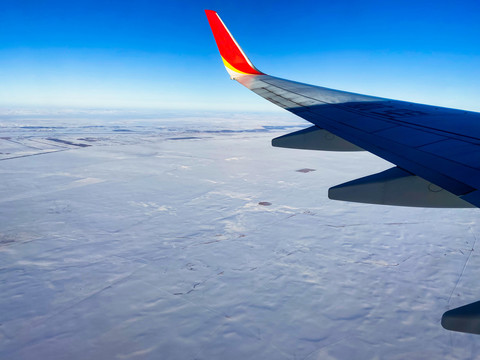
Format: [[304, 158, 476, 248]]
[[1, 0, 480, 112]]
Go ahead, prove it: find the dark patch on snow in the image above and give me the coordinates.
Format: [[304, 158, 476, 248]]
[[77, 137, 100, 142], [46, 138, 91, 147], [167, 137, 203, 140]]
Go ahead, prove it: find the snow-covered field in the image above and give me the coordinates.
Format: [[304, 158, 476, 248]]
[[1, 112, 479, 359]]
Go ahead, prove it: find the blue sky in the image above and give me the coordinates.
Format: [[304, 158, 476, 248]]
[[1, 0, 480, 112]]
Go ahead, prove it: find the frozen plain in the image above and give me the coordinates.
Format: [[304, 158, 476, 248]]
[[1, 111, 480, 360]]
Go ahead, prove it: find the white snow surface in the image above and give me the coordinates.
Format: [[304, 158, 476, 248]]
[[1, 113, 480, 359]]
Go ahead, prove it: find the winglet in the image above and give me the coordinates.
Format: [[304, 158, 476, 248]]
[[205, 10, 264, 79]]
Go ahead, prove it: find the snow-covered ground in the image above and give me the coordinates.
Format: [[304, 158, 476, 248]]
[[1, 112, 479, 359]]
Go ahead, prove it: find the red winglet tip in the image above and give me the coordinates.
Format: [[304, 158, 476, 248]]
[[205, 11, 263, 76]]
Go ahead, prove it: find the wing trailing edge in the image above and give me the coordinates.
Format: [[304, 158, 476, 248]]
[[329, 167, 475, 208]]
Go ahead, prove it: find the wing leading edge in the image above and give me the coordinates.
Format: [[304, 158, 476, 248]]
[[205, 10, 480, 209]]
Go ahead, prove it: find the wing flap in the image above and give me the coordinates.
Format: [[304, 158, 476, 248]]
[[442, 301, 480, 335], [272, 126, 364, 151], [329, 166, 474, 208]]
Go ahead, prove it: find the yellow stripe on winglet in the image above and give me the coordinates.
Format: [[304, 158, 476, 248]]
[[221, 56, 252, 75]]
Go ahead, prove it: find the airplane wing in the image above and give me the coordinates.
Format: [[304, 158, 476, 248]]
[[205, 10, 480, 209]]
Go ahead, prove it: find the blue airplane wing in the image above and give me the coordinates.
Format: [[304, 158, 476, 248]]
[[205, 10, 480, 208]]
